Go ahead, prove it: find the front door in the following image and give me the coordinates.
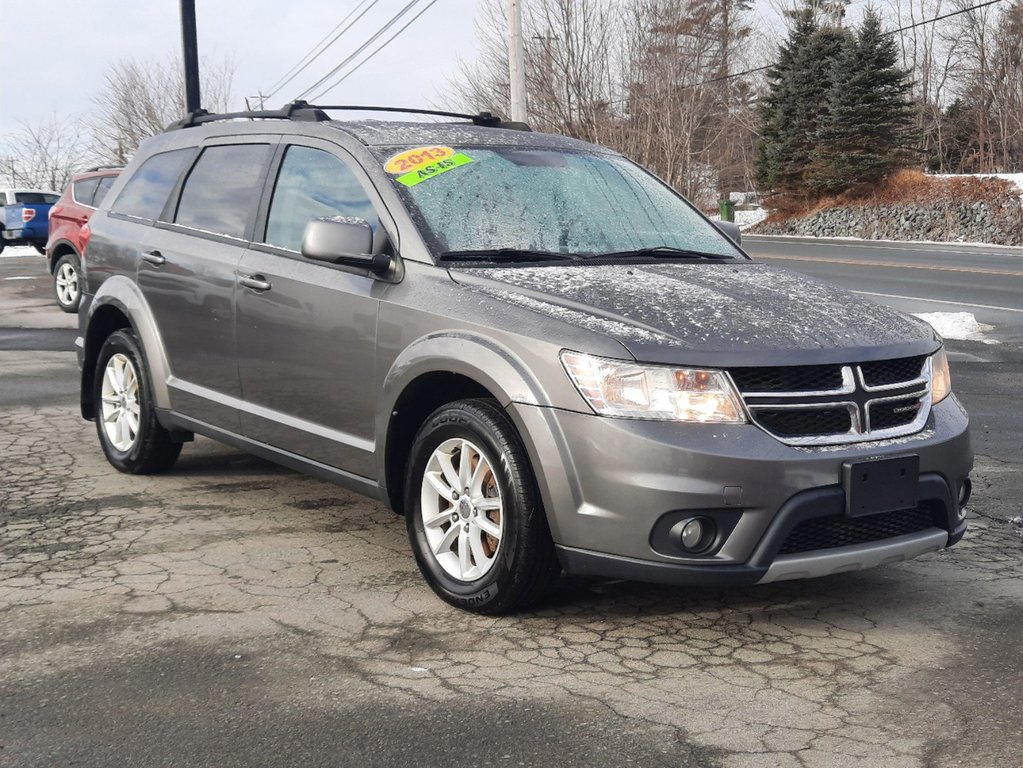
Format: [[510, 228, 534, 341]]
[[235, 142, 387, 477]]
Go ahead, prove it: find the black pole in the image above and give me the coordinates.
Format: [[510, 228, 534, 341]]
[[180, 0, 201, 113]]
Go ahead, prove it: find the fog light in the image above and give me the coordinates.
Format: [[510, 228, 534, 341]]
[[676, 516, 716, 554], [957, 478, 972, 518]]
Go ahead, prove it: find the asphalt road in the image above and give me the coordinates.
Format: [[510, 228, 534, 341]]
[[744, 235, 1023, 344], [1, 247, 1022, 768]]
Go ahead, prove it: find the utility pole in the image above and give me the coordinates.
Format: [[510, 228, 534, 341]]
[[179, 0, 201, 114], [506, 0, 527, 122]]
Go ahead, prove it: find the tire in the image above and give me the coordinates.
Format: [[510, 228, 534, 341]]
[[33, 243, 46, 256], [405, 399, 560, 614], [93, 329, 182, 474], [53, 252, 82, 313]]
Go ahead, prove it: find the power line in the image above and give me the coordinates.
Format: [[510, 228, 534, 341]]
[[264, 0, 382, 100], [310, 0, 441, 101], [296, 0, 425, 100], [608, 0, 1006, 108]]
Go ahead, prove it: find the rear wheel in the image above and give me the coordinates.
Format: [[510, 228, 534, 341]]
[[53, 252, 81, 312], [93, 329, 182, 474], [405, 399, 559, 614]]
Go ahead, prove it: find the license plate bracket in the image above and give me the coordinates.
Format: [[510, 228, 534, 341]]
[[842, 455, 920, 518]]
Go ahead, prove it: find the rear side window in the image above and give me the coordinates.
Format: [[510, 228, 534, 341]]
[[264, 145, 377, 252], [174, 144, 270, 239], [93, 175, 116, 207], [112, 149, 192, 220], [73, 177, 101, 207], [15, 192, 59, 204]]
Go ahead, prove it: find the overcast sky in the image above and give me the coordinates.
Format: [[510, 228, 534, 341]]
[[0, 0, 484, 137]]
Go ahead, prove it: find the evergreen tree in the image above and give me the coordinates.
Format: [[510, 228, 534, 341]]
[[811, 10, 915, 194], [756, 12, 849, 198]]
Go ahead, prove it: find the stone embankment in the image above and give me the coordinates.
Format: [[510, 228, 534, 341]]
[[751, 198, 1023, 246]]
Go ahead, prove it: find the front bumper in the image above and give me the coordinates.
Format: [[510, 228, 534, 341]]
[[508, 395, 972, 586]]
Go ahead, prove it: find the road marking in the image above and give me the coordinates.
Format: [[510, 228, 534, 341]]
[[756, 253, 1023, 277], [3, 276, 36, 281], [854, 290, 1023, 314], [747, 236, 1023, 258]]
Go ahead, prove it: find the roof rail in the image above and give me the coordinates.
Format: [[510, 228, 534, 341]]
[[85, 165, 124, 172], [165, 100, 331, 131], [313, 105, 530, 130], [164, 101, 531, 132]]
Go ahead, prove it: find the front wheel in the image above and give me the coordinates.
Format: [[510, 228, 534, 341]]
[[405, 399, 559, 614], [53, 252, 81, 312], [93, 329, 182, 474]]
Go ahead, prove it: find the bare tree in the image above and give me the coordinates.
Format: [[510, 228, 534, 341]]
[[448, 0, 757, 205], [90, 56, 234, 165], [0, 114, 90, 191]]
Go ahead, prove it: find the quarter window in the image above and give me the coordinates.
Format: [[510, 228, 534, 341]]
[[265, 145, 377, 252], [73, 177, 101, 207], [111, 149, 192, 220], [93, 175, 116, 208], [174, 144, 270, 239]]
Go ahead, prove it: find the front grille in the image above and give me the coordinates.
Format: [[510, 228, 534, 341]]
[[731, 354, 931, 445], [861, 355, 926, 387], [755, 407, 852, 437], [777, 507, 937, 555], [730, 365, 844, 393], [869, 396, 923, 430]]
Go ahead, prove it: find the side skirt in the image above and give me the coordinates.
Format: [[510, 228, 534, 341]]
[[164, 410, 386, 503]]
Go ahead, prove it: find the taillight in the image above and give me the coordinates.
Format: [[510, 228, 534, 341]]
[[22, 208, 36, 222], [81, 223, 92, 255]]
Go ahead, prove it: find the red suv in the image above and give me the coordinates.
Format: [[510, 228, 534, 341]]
[[46, 168, 121, 312]]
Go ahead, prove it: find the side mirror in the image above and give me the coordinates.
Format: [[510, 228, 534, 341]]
[[714, 220, 742, 246], [301, 217, 391, 273]]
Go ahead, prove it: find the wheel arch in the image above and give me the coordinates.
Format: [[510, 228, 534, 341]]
[[377, 332, 554, 517], [48, 240, 79, 273], [81, 276, 173, 420]]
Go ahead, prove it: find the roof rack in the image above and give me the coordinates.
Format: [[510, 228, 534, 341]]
[[165, 101, 531, 132], [85, 165, 124, 172]]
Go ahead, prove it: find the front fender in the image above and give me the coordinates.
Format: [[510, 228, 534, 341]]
[[81, 276, 173, 411], [373, 330, 555, 480]]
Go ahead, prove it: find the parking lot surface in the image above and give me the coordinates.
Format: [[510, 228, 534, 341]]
[[2, 250, 1021, 767]]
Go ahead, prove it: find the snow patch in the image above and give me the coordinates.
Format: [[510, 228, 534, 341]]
[[707, 207, 770, 228], [0, 245, 39, 259], [912, 312, 997, 343]]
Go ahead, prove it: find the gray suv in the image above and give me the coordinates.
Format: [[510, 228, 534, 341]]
[[77, 103, 973, 613]]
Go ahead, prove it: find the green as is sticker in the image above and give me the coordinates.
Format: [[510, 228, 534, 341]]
[[396, 152, 473, 187]]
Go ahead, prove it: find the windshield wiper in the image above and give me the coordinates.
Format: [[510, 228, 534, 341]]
[[440, 248, 581, 263], [590, 246, 736, 260]]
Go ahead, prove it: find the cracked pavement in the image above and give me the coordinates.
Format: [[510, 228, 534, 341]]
[[1, 253, 1022, 767]]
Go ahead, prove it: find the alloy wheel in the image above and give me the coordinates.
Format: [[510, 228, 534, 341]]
[[419, 437, 504, 581], [100, 353, 141, 451]]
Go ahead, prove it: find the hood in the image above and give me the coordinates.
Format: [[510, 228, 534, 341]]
[[451, 261, 939, 366]]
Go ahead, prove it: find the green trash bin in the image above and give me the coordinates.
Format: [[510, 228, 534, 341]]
[[718, 199, 736, 223]]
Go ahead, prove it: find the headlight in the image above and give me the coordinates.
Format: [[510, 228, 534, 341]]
[[930, 347, 951, 403], [561, 351, 746, 423]]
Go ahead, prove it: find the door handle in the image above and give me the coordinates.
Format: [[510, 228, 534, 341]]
[[141, 250, 166, 266], [239, 274, 272, 292]]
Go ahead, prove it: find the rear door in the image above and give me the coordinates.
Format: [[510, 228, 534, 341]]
[[235, 140, 390, 476], [137, 138, 276, 431]]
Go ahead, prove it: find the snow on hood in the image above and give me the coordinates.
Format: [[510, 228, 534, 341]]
[[452, 262, 939, 366]]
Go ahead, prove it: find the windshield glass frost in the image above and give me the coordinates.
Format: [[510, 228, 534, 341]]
[[385, 147, 740, 259]]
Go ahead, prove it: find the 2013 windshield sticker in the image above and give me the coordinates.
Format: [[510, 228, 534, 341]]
[[385, 146, 454, 173], [384, 146, 473, 187]]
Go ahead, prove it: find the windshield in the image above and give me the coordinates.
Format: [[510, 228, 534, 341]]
[[379, 146, 743, 260]]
